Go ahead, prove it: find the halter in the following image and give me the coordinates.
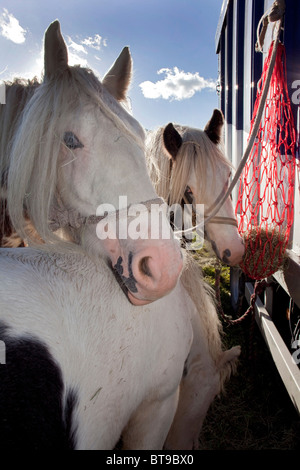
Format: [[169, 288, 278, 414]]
[[49, 196, 164, 231], [178, 175, 238, 235], [203, 180, 238, 227], [168, 141, 238, 232]]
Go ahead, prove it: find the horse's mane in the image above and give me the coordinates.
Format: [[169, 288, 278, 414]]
[[0, 78, 40, 188], [146, 125, 231, 206], [3, 66, 144, 249], [146, 125, 238, 387]]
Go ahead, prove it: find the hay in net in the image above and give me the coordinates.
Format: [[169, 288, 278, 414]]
[[240, 227, 289, 280]]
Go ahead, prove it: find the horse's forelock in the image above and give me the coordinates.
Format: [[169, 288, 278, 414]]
[[180, 129, 232, 202], [147, 125, 232, 206]]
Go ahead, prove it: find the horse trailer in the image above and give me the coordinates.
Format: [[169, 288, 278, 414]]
[[216, 0, 300, 413]]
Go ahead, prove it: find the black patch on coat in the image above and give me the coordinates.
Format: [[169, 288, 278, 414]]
[[0, 322, 77, 449]]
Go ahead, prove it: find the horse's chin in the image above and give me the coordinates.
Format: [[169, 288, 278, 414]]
[[110, 260, 154, 306], [127, 290, 153, 306]]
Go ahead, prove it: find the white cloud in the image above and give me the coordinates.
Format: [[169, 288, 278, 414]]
[[140, 67, 217, 101], [67, 36, 88, 55], [65, 37, 88, 67], [0, 65, 8, 75], [0, 8, 26, 44], [68, 51, 88, 68], [65, 34, 107, 67], [81, 34, 106, 51]]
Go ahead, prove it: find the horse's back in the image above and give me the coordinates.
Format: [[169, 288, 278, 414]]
[[0, 249, 116, 449], [0, 320, 77, 449], [0, 248, 192, 449], [0, 249, 90, 449]]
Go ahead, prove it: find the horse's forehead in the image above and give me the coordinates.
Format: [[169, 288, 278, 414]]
[[85, 88, 145, 142], [182, 127, 204, 141], [62, 93, 145, 146]]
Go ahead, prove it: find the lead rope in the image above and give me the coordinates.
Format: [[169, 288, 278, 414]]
[[211, 11, 283, 221], [215, 266, 271, 326], [213, 2, 285, 337], [255, 0, 286, 52], [183, 3, 285, 239], [172, 8, 284, 239], [215, 265, 272, 360]]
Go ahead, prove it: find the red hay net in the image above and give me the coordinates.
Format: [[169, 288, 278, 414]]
[[236, 42, 296, 280]]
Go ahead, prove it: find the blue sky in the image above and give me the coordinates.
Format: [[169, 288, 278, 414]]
[[0, 0, 223, 130]]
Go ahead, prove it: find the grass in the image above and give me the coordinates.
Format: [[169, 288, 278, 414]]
[[194, 244, 300, 450]]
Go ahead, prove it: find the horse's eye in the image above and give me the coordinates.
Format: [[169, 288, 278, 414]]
[[184, 186, 193, 204], [63, 131, 84, 150]]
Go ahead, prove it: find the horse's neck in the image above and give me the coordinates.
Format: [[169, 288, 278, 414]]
[[64, 224, 107, 261]]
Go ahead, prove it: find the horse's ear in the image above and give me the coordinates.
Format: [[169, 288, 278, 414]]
[[102, 47, 132, 101], [44, 20, 68, 80], [204, 109, 224, 144], [163, 123, 183, 160]]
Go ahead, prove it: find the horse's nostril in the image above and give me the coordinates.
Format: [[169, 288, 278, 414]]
[[139, 256, 152, 277], [222, 249, 231, 264]]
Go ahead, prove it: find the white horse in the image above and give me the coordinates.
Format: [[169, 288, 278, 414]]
[[0, 20, 192, 450], [0, 21, 240, 450], [146, 112, 245, 265], [145, 114, 244, 449]]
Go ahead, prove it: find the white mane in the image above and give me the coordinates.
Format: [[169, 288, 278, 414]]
[[4, 67, 145, 250], [146, 124, 231, 206]]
